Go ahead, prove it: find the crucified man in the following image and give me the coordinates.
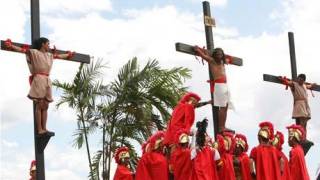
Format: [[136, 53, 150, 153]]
[[4, 37, 74, 135], [194, 46, 234, 133], [279, 74, 317, 136]]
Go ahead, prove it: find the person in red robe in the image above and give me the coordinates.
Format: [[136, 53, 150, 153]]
[[113, 146, 134, 180], [287, 124, 310, 180], [163, 92, 201, 146], [191, 119, 220, 180], [249, 121, 281, 180], [272, 131, 291, 180], [136, 131, 169, 180], [170, 129, 193, 180], [217, 132, 236, 180], [29, 160, 36, 180], [233, 134, 251, 180]]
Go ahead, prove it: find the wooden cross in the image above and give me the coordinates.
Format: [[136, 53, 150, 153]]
[[263, 32, 319, 155], [0, 0, 90, 179], [175, 1, 243, 137]]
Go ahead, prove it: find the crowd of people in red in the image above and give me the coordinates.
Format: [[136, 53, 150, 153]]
[[112, 92, 310, 180]]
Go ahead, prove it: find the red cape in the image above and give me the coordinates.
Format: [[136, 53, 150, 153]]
[[171, 146, 193, 180], [164, 103, 195, 145], [237, 153, 252, 180], [135, 151, 168, 180], [192, 146, 219, 180], [289, 145, 309, 180], [113, 165, 133, 180], [276, 149, 291, 180], [218, 152, 236, 180], [250, 145, 281, 180]]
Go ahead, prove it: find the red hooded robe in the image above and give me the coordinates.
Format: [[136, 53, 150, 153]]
[[237, 152, 252, 180], [135, 151, 169, 180], [276, 150, 291, 180], [289, 145, 309, 180], [171, 146, 193, 180], [163, 92, 200, 145], [113, 165, 133, 180], [192, 146, 219, 180], [250, 145, 281, 180]]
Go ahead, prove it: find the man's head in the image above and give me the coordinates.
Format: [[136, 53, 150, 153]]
[[114, 147, 130, 165], [234, 134, 248, 156], [287, 124, 305, 147], [213, 48, 226, 64], [258, 121, 274, 144], [272, 131, 284, 151], [29, 160, 36, 180], [179, 92, 201, 106], [196, 118, 208, 148], [32, 37, 50, 51], [175, 129, 190, 148], [297, 74, 306, 85]]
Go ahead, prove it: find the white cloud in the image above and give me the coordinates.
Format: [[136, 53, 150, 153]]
[[1, 0, 320, 179]]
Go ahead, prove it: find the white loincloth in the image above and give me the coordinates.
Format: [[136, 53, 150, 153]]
[[213, 83, 234, 109]]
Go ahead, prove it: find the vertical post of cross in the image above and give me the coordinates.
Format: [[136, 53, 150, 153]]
[[288, 32, 297, 80], [202, 1, 219, 137], [31, 0, 46, 179]]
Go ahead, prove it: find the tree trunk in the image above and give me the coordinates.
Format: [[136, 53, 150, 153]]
[[80, 108, 94, 180], [102, 123, 106, 180], [107, 118, 116, 180]]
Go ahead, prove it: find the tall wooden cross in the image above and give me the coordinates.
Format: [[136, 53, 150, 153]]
[[263, 32, 319, 155], [175, 1, 243, 137], [0, 0, 90, 179]]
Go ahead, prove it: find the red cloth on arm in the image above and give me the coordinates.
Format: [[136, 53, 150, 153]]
[[135, 152, 168, 180], [163, 103, 195, 145], [289, 145, 309, 180], [250, 145, 282, 180], [171, 146, 193, 180], [113, 165, 133, 180]]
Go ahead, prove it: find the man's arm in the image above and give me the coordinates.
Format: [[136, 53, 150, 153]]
[[278, 76, 294, 88], [52, 46, 75, 59], [4, 39, 30, 53], [306, 83, 317, 90], [194, 46, 215, 65], [195, 100, 213, 108], [54, 51, 75, 59]]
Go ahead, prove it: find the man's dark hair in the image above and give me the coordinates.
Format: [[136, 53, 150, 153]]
[[196, 118, 208, 148], [213, 47, 226, 64], [32, 37, 49, 50], [298, 74, 306, 81]]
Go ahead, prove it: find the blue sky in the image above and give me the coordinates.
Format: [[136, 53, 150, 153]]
[[1, 0, 320, 179]]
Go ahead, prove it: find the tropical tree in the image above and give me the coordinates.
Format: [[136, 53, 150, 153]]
[[96, 57, 191, 179], [53, 60, 107, 180]]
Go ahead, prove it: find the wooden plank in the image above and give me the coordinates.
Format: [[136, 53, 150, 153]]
[[263, 74, 320, 92], [175, 42, 243, 66], [1, 40, 90, 64]]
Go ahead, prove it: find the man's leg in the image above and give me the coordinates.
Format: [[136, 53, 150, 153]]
[[41, 101, 49, 131], [218, 105, 227, 132], [36, 101, 46, 134]]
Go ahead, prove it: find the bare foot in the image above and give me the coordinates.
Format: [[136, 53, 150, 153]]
[[38, 130, 47, 134]]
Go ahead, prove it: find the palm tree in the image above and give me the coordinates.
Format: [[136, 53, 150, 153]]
[[96, 57, 191, 179], [53, 60, 107, 180]]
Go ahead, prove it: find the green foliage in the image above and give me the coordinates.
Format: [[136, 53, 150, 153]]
[[54, 57, 191, 179]]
